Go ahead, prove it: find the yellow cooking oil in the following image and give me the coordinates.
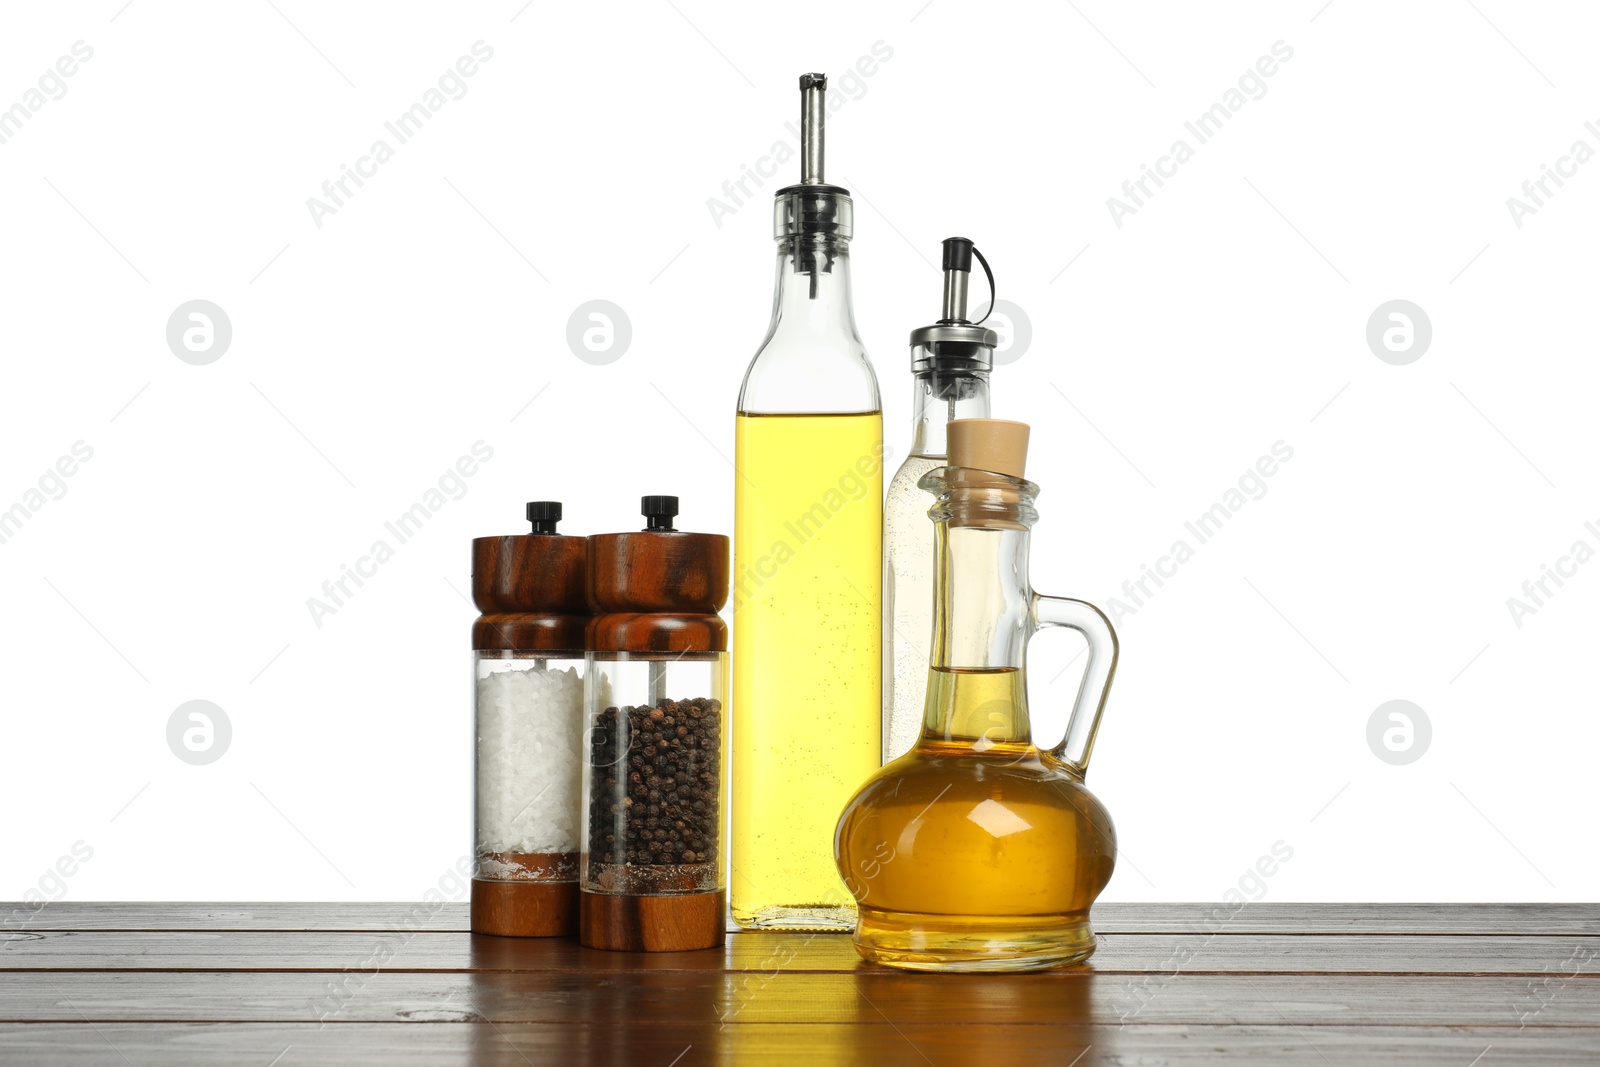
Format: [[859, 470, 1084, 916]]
[[732, 410, 883, 930], [834, 666, 1117, 970]]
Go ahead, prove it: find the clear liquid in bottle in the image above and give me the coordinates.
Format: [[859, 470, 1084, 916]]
[[883, 238, 997, 762]]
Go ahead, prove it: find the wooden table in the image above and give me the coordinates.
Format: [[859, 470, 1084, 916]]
[[1, 903, 1596, 1063]]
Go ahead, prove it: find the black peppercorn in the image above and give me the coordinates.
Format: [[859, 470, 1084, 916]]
[[587, 696, 721, 879]]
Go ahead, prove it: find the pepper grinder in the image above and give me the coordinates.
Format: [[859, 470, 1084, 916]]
[[581, 496, 730, 951]]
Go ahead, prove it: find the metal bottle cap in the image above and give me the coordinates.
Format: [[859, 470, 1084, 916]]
[[773, 73, 852, 240], [910, 236, 997, 369]]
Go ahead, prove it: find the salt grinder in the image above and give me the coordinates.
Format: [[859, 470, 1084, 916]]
[[471, 501, 589, 937], [580, 496, 730, 951]]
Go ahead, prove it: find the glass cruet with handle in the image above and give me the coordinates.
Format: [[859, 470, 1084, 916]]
[[834, 418, 1120, 972]]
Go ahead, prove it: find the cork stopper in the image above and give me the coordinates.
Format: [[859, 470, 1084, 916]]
[[945, 419, 1032, 529], [948, 419, 1029, 478]]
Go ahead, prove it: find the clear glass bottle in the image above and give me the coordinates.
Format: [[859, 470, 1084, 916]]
[[733, 74, 883, 931], [884, 238, 996, 762], [471, 502, 589, 938], [837, 420, 1121, 971]]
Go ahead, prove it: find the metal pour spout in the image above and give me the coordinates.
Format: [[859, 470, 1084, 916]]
[[908, 237, 997, 373], [940, 237, 976, 323], [772, 73, 852, 299], [800, 73, 826, 184]]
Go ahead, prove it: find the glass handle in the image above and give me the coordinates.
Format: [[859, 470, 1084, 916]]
[[1030, 593, 1119, 776]]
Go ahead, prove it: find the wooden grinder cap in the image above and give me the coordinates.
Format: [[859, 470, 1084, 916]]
[[471, 502, 588, 614], [587, 495, 728, 654], [471, 501, 589, 651]]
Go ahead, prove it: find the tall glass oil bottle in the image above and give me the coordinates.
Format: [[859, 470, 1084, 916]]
[[884, 238, 996, 762], [733, 73, 882, 930], [836, 419, 1121, 970]]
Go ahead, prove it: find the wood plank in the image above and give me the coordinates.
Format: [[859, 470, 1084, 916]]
[[0, 902, 470, 932], [9, 901, 1599, 934], [4, 929, 1599, 976], [1104, 902, 1600, 936], [1, 970, 1595, 1027], [0, 1023, 1594, 1067]]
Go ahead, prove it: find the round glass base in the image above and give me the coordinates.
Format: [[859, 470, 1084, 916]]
[[852, 907, 1098, 972], [732, 903, 856, 932]]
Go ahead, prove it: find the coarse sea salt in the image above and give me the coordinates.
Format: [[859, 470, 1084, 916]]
[[476, 664, 585, 858]]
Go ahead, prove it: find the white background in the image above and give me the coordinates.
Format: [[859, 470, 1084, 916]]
[[2, 0, 1594, 906]]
